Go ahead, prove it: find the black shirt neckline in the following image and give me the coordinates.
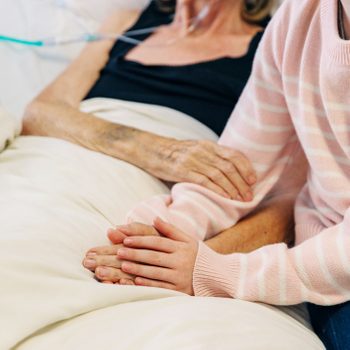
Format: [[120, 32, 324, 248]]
[[121, 30, 264, 69]]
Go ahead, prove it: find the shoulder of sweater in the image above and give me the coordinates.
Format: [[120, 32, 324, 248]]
[[271, 0, 319, 32], [260, 0, 321, 66]]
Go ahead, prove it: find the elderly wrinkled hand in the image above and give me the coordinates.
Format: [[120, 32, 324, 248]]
[[150, 138, 256, 201], [83, 223, 161, 284]]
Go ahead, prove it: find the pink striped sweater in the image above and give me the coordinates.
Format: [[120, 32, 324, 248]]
[[127, 0, 350, 306]]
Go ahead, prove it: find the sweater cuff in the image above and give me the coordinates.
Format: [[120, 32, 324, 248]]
[[193, 242, 241, 298]]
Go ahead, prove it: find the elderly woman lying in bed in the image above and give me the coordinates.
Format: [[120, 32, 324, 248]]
[[25, 0, 304, 280], [20, 0, 305, 293], [22, 0, 299, 278]]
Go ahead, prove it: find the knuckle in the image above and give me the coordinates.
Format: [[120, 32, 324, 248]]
[[197, 176, 209, 186], [222, 163, 237, 174], [128, 263, 138, 274], [158, 270, 166, 280], [232, 150, 244, 158], [209, 169, 222, 180], [151, 253, 162, 266], [155, 236, 165, 245]]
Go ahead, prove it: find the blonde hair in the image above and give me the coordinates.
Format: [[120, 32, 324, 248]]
[[155, 0, 276, 24], [242, 0, 276, 24]]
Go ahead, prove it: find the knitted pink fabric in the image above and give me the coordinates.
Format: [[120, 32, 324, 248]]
[[127, 0, 350, 305]]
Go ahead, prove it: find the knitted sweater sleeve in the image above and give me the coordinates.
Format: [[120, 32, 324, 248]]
[[193, 211, 350, 306]]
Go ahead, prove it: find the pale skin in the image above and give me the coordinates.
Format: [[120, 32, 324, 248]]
[[21, 1, 263, 201]]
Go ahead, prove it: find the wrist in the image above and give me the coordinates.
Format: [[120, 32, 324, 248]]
[[104, 124, 174, 172], [193, 242, 240, 298]]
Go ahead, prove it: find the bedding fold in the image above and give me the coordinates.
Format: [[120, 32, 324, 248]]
[[0, 99, 323, 350], [0, 106, 20, 153]]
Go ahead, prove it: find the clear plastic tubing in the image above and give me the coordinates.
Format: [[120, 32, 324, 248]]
[[0, 3, 210, 47]]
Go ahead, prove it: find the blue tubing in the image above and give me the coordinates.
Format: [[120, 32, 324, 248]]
[[0, 35, 44, 46]]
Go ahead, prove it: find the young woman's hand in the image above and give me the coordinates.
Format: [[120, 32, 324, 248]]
[[83, 223, 161, 284], [118, 218, 198, 295], [143, 137, 256, 201]]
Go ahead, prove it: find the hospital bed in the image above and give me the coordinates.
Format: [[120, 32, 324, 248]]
[[0, 1, 325, 349]]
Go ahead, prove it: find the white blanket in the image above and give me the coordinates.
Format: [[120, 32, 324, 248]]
[[0, 106, 20, 153], [0, 99, 324, 349]]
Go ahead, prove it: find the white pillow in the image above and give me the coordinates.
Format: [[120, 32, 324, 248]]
[[65, 0, 150, 23], [0, 0, 148, 120], [0, 0, 283, 120]]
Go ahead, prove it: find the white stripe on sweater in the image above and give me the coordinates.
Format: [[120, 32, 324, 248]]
[[227, 128, 288, 153], [278, 248, 287, 304], [237, 255, 248, 299], [257, 250, 267, 301], [316, 234, 350, 296]]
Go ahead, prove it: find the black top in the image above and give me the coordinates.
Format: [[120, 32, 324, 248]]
[[85, 2, 264, 135]]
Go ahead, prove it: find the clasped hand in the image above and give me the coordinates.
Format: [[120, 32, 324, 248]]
[[83, 218, 198, 295]]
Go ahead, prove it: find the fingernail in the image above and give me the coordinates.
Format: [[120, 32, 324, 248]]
[[84, 259, 96, 268], [245, 192, 253, 201], [248, 175, 257, 184], [86, 252, 97, 257], [117, 248, 127, 256], [123, 238, 133, 245]]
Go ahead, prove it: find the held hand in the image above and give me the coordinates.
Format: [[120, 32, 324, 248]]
[[83, 241, 134, 283], [82, 223, 161, 284], [118, 218, 198, 295], [146, 138, 256, 201]]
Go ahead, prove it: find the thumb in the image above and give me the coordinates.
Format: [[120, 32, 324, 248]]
[[107, 228, 127, 243], [153, 217, 189, 242]]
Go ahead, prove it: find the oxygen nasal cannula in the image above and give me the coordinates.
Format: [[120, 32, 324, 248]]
[[0, 3, 211, 48]]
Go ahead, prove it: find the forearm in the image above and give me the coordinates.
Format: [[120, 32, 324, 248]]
[[205, 194, 294, 254], [22, 100, 170, 170]]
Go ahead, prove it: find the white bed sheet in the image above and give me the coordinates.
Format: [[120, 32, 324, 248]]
[[0, 2, 323, 349], [0, 100, 324, 350]]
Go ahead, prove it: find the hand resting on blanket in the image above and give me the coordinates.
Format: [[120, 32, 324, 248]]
[[84, 222, 161, 284], [84, 219, 197, 294], [23, 6, 257, 201]]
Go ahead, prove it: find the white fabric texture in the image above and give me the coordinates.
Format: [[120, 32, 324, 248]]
[[0, 106, 20, 153], [0, 0, 283, 120], [0, 0, 149, 119], [0, 99, 323, 349]]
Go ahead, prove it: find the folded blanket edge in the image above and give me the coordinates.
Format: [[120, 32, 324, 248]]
[[0, 106, 21, 153]]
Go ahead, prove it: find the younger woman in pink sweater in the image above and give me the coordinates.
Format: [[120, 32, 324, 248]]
[[86, 0, 350, 348]]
